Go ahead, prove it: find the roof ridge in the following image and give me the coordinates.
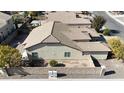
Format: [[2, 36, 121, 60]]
[[51, 21, 55, 34], [40, 21, 55, 43]]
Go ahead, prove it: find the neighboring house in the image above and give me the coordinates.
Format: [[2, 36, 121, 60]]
[[45, 11, 91, 28], [0, 12, 15, 43], [22, 21, 111, 61]]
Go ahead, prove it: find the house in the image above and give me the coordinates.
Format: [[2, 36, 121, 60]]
[[0, 12, 15, 43], [45, 11, 91, 28], [22, 21, 111, 61]]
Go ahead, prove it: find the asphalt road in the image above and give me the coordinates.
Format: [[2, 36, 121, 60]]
[[93, 11, 124, 40]]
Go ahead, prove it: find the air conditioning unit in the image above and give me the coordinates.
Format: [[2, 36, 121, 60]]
[[48, 71, 57, 78]]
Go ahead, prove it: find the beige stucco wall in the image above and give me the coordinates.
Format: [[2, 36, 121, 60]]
[[27, 43, 84, 60], [84, 51, 108, 59], [27, 43, 109, 60]]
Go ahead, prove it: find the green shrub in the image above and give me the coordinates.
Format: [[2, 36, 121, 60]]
[[49, 60, 58, 67], [103, 27, 110, 36]]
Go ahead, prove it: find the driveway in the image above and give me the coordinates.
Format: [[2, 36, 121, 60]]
[[98, 59, 124, 79], [93, 11, 124, 40]]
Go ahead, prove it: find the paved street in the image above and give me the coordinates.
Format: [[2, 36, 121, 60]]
[[93, 11, 124, 40]]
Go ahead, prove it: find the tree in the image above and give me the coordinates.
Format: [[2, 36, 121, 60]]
[[49, 60, 58, 67], [115, 44, 124, 60], [12, 14, 24, 29], [103, 27, 111, 36], [27, 11, 39, 19], [107, 38, 124, 60], [0, 45, 22, 67], [91, 16, 106, 32]]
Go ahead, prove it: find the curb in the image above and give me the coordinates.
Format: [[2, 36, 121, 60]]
[[105, 11, 124, 26]]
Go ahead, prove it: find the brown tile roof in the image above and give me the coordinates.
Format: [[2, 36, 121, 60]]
[[23, 21, 82, 51], [76, 42, 111, 52], [46, 11, 91, 25]]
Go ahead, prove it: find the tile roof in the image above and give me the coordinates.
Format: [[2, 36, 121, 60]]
[[46, 11, 91, 25], [23, 21, 54, 48], [23, 21, 82, 51], [76, 42, 111, 52], [0, 12, 12, 28], [23, 21, 111, 52], [0, 12, 11, 21], [62, 30, 91, 41]]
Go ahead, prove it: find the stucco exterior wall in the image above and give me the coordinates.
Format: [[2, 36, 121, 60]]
[[7, 67, 102, 76], [26, 44, 109, 60], [27, 43, 84, 60], [84, 51, 108, 59]]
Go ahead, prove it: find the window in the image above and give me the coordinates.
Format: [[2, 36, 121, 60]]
[[64, 52, 71, 57], [32, 52, 38, 58]]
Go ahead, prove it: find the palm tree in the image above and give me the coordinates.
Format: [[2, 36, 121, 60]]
[[91, 15, 106, 32]]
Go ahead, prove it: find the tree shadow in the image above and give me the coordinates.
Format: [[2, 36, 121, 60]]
[[91, 56, 101, 67], [57, 73, 67, 77], [110, 29, 120, 34], [104, 70, 116, 76], [6, 67, 31, 76]]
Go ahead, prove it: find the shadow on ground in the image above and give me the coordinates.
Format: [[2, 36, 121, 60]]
[[57, 73, 67, 77], [104, 70, 116, 76], [110, 29, 120, 35], [6, 67, 31, 76], [56, 63, 65, 67], [99, 35, 107, 42], [91, 56, 101, 67]]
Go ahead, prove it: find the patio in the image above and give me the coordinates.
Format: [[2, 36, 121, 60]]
[[46, 55, 95, 68], [62, 59, 95, 68]]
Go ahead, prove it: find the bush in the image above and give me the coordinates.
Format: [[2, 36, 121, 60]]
[[108, 38, 121, 49], [107, 38, 124, 60], [103, 27, 110, 36], [49, 60, 58, 67]]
